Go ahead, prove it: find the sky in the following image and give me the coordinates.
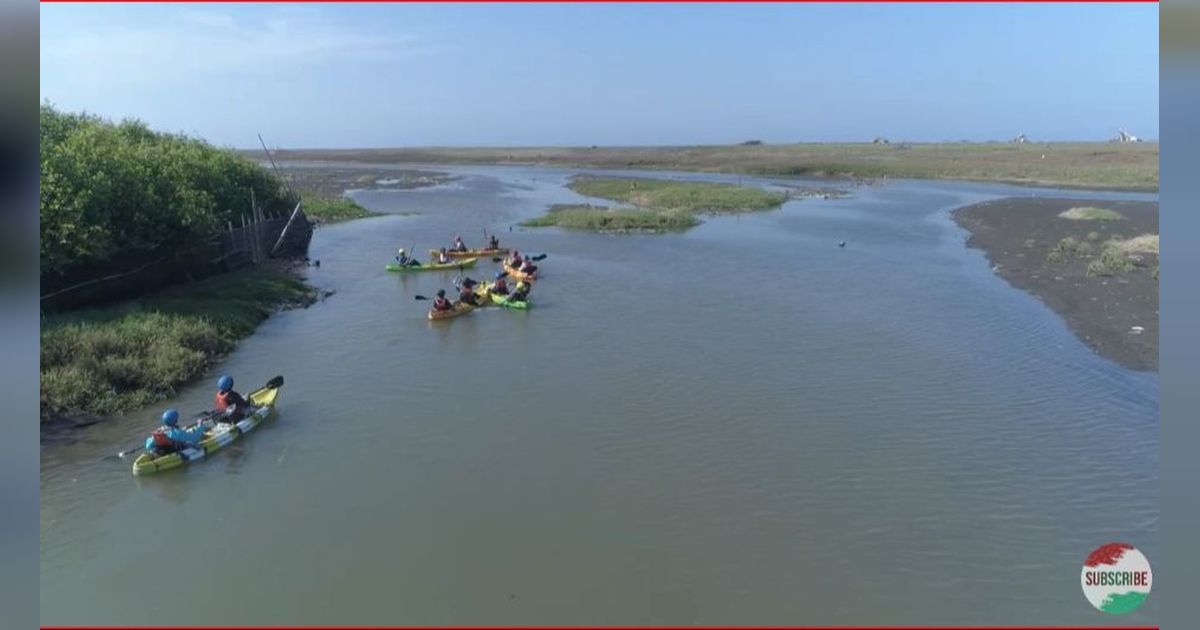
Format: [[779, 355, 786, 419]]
[[40, 4, 1159, 148]]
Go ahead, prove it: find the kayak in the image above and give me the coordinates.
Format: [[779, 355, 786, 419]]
[[503, 263, 538, 282], [428, 248, 508, 259], [386, 257, 478, 272], [428, 301, 475, 320], [490, 290, 530, 310], [474, 282, 529, 309], [131, 381, 283, 476]]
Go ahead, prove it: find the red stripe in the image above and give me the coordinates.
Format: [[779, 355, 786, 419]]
[[1085, 541, 1137, 567], [39, 619, 1161, 624], [38, 0, 1162, 4]]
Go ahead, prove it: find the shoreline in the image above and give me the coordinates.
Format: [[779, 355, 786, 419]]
[[253, 143, 1159, 192], [40, 260, 328, 434], [953, 197, 1158, 372]]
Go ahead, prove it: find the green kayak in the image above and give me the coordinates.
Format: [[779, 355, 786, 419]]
[[386, 257, 477, 272], [489, 290, 530, 310], [474, 282, 529, 309]]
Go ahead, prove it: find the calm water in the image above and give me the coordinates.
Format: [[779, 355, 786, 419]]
[[40, 165, 1159, 626]]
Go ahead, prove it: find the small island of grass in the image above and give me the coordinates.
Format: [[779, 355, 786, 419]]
[[522, 204, 700, 233], [522, 176, 787, 233], [570, 176, 788, 213], [302, 193, 375, 223]]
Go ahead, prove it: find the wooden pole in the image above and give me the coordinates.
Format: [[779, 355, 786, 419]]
[[271, 200, 304, 256], [250, 189, 259, 264], [259, 134, 298, 202]]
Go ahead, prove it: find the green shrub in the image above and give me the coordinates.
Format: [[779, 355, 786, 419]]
[[1086, 246, 1135, 277], [40, 104, 294, 277]]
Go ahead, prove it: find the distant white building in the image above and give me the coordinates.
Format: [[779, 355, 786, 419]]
[[1113, 128, 1142, 143]]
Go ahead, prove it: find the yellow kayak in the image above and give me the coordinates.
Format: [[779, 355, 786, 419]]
[[131, 377, 284, 476], [503, 263, 538, 282], [386, 257, 477, 272], [428, 301, 475, 320]]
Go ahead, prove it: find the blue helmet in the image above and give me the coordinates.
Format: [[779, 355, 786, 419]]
[[217, 375, 233, 392], [161, 409, 179, 426]]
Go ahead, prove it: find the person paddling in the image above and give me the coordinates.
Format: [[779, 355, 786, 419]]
[[436, 248, 452, 264], [519, 255, 538, 275], [511, 280, 531, 303], [458, 282, 480, 306], [487, 234, 500, 250], [432, 289, 454, 312], [395, 248, 421, 267], [452, 235, 468, 252], [144, 409, 206, 456], [490, 271, 510, 295], [215, 375, 254, 423]]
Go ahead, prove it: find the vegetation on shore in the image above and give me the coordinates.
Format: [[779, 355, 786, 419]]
[[41, 267, 316, 423], [569, 177, 788, 213], [41, 104, 294, 278], [1059, 206, 1126, 221], [1047, 232, 1159, 277], [266, 142, 1160, 191], [301, 193, 374, 223], [1046, 206, 1157, 276], [522, 204, 700, 232], [523, 176, 785, 233]]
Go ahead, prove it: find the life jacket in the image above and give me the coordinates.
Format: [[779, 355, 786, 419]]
[[434, 297, 452, 310], [459, 287, 475, 302], [454, 241, 467, 251], [151, 426, 175, 448], [493, 278, 508, 292], [215, 390, 233, 412]]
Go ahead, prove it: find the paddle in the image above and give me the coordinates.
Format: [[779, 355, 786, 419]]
[[491, 254, 546, 264], [106, 375, 284, 461], [103, 409, 217, 461]]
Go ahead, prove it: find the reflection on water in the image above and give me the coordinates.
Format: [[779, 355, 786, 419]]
[[40, 165, 1158, 626]]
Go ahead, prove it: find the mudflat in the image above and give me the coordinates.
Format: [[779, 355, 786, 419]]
[[260, 143, 1159, 191], [954, 197, 1158, 371]]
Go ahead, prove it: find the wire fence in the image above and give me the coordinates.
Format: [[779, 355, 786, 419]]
[[40, 206, 313, 312]]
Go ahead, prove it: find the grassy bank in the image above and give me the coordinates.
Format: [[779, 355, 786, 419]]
[[523, 177, 785, 233], [522, 204, 700, 232], [266, 142, 1159, 191], [302, 193, 375, 223], [41, 267, 316, 423], [570, 177, 788, 212]]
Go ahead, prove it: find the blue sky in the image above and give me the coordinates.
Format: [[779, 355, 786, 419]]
[[40, 4, 1158, 148]]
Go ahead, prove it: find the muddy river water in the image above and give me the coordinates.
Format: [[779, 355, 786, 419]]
[[40, 164, 1158, 625]]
